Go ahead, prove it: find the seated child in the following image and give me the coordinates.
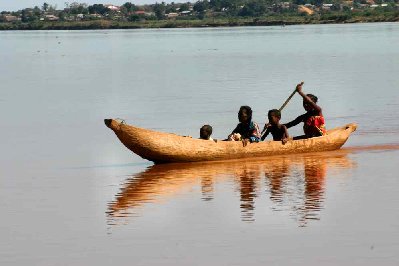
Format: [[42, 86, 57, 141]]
[[261, 109, 289, 144], [200, 125, 214, 141], [284, 83, 326, 139], [228, 106, 261, 145]]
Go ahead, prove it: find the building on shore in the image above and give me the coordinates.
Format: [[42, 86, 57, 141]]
[[105, 4, 120, 11], [166, 13, 179, 19], [180, 10, 191, 16], [322, 4, 334, 10], [44, 15, 59, 21], [2, 15, 20, 22]]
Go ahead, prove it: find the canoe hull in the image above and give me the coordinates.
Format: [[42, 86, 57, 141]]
[[105, 119, 357, 164]]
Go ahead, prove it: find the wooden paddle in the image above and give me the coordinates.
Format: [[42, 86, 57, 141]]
[[279, 81, 303, 112], [261, 81, 304, 134]]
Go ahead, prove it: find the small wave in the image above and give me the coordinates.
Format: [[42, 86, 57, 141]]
[[343, 143, 399, 153], [356, 129, 399, 135]]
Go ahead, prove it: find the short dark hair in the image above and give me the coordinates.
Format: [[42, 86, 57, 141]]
[[306, 94, 318, 103], [200, 125, 212, 139], [238, 106, 253, 122], [268, 109, 281, 119]]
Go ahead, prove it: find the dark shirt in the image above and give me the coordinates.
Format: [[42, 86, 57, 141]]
[[261, 124, 288, 141], [231, 121, 261, 142]]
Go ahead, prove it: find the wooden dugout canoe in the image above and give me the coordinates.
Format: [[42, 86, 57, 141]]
[[104, 119, 357, 164]]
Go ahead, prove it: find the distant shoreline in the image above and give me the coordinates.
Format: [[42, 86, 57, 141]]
[[1, 16, 398, 31]]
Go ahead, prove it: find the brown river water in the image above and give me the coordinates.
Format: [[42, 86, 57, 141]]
[[1, 23, 399, 265]]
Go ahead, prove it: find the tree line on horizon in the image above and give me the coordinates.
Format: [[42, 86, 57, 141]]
[[1, 0, 398, 23]]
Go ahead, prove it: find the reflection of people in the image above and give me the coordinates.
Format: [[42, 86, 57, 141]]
[[108, 153, 353, 226], [263, 155, 328, 226], [264, 159, 290, 202], [236, 167, 260, 222], [261, 109, 289, 144], [228, 106, 261, 146], [298, 157, 327, 226], [304, 158, 327, 207], [200, 125, 214, 141], [285, 83, 326, 139], [201, 176, 214, 201]]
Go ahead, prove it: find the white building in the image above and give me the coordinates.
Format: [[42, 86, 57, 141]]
[[45, 15, 59, 21], [105, 4, 120, 11], [166, 13, 179, 18]]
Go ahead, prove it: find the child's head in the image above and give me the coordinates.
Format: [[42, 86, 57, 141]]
[[303, 94, 318, 111], [200, 125, 213, 140], [238, 106, 252, 123], [268, 109, 281, 125]]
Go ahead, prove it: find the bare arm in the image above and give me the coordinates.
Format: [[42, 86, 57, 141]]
[[296, 83, 322, 113], [281, 125, 289, 144], [283, 125, 289, 139], [284, 114, 305, 129]]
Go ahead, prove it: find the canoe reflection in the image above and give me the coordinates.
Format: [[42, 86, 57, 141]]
[[108, 151, 355, 225]]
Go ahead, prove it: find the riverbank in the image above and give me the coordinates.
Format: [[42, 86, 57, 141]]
[[1, 11, 398, 30]]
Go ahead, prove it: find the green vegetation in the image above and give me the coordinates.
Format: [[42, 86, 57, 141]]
[[0, 1, 398, 30]]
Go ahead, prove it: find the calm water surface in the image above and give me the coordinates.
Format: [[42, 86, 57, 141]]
[[1, 23, 399, 265]]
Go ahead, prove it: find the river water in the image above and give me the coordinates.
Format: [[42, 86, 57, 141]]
[[1, 23, 399, 265]]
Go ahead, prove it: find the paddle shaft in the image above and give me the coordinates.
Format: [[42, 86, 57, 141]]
[[278, 89, 297, 112], [279, 82, 303, 112]]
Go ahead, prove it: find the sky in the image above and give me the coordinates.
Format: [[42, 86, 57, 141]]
[[0, 0, 186, 11]]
